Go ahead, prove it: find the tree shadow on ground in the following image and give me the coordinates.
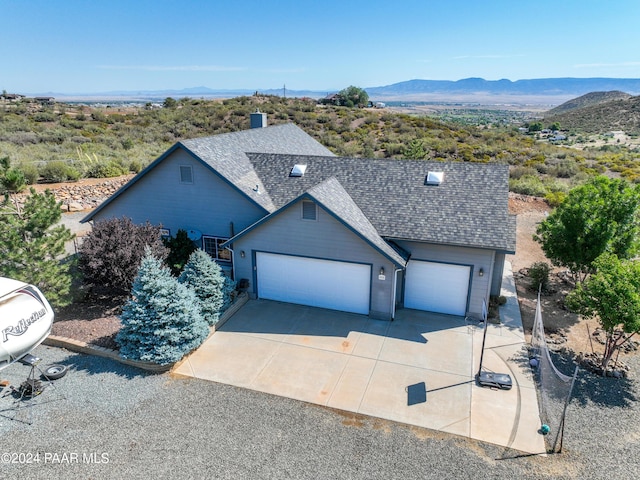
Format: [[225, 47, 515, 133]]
[[52, 351, 155, 380]]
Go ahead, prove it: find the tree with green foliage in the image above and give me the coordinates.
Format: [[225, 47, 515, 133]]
[[548, 121, 561, 132], [0, 156, 27, 193], [78, 217, 168, 295], [116, 248, 209, 365], [403, 139, 428, 159], [534, 176, 640, 283], [164, 229, 197, 276], [338, 86, 369, 108], [0, 188, 74, 306], [163, 97, 177, 109], [527, 121, 543, 132], [178, 249, 224, 325], [566, 253, 640, 370]]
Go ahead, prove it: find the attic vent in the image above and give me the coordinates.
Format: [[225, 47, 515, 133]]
[[425, 171, 444, 186], [289, 164, 307, 177]]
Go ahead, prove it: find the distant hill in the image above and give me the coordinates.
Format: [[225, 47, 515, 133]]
[[366, 78, 640, 97], [544, 93, 640, 135], [546, 91, 632, 115], [27, 77, 640, 106]]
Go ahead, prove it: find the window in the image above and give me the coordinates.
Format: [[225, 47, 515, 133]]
[[180, 165, 193, 184], [302, 200, 317, 221], [202, 236, 231, 262]]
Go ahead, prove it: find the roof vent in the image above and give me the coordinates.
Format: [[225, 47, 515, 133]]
[[289, 164, 307, 177], [425, 171, 444, 186]]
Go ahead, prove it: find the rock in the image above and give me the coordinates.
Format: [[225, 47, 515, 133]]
[[68, 202, 84, 212]]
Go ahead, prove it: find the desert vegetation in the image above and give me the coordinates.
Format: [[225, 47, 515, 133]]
[[2, 94, 640, 201]]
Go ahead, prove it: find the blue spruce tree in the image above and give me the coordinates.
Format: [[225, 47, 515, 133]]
[[116, 248, 209, 365], [178, 249, 224, 325]]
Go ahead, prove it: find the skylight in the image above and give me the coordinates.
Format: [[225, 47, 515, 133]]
[[290, 164, 307, 177], [425, 171, 444, 186]]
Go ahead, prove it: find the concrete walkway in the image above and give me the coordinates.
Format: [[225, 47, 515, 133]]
[[174, 261, 545, 454]]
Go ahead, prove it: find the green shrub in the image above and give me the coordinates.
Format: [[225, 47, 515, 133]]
[[164, 229, 197, 275], [509, 165, 537, 179], [128, 160, 143, 173], [117, 249, 209, 365], [41, 161, 80, 182], [1, 167, 26, 192], [544, 191, 567, 207], [509, 175, 547, 197], [529, 261, 552, 293], [20, 163, 40, 184], [88, 160, 128, 178]]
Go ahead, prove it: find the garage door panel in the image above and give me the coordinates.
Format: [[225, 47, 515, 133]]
[[256, 253, 371, 314], [405, 261, 470, 316]]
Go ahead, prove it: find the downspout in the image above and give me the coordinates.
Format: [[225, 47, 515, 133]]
[[226, 246, 236, 281], [485, 250, 496, 309], [391, 267, 402, 321]]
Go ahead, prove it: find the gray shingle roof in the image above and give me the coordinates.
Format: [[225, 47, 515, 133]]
[[247, 153, 516, 252], [304, 178, 408, 266], [82, 123, 335, 223], [180, 123, 335, 212]]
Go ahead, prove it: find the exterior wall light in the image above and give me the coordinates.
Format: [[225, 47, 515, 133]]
[[380, 267, 385, 276], [478, 268, 484, 277], [240, 251, 245, 258]]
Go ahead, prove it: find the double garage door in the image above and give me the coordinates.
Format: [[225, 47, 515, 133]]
[[404, 260, 471, 316], [256, 253, 371, 315]]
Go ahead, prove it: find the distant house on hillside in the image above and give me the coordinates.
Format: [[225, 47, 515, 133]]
[[318, 93, 340, 106], [34, 96, 55, 104], [82, 113, 515, 321], [0, 93, 25, 102]]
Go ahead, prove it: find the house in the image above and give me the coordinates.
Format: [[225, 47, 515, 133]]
[[83, 114, 515, 320], [0, 93, 25, 102]]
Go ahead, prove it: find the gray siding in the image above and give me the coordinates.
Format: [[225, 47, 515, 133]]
[[232, 200, 396, 320], [90, 149, 265, 238], [396, 241, 494, 317]]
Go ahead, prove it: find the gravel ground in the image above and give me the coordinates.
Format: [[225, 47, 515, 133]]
[[0, 345, 638, 479]]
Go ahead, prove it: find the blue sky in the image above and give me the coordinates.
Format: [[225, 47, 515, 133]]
[[3, 0, 640, 94]]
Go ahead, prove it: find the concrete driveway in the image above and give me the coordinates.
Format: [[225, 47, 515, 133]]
[[175, 264, 545, 454]]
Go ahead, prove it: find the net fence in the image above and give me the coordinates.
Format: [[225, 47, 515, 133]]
[[530, 290, 579, 453]]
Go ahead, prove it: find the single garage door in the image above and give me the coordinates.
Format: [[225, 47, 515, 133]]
[[404, 260, 470, 316], [256, 253, 371, 314]]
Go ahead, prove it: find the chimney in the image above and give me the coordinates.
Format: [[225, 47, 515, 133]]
[[250, 109, 267, 129]]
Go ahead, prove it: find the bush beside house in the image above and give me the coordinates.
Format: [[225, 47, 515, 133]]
[[116, 249, 209, 365], [178, 249, 225, 326]]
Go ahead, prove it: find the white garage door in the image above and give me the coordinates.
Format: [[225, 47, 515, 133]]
[[404, 261, 470, 316], [256, 253, 371, 314]]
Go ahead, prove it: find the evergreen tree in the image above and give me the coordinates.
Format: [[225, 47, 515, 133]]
[[0, 188, 74, 306], [221, 275, 237, 312], [116, 249, 209, 365], [164, 229, 197, 276], [178, 249, 224, 325]]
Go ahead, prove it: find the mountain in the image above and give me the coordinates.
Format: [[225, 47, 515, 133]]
[[366, 78, 640, 97], [31, 77, 640, 105], [545, 91, 632, 116], [544, 93, 640, 134]]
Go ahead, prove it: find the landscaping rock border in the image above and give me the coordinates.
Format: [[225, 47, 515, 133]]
[[44, 292, 249, 373]]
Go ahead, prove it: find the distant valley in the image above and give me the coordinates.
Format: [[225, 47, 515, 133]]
[[30, 77, 640, 107]]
